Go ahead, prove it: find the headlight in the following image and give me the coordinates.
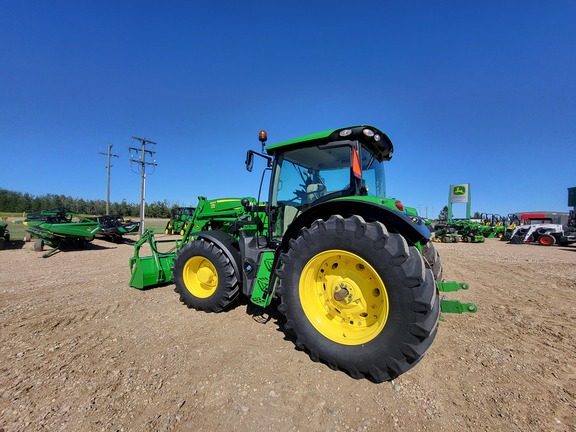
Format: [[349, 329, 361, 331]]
[[362, 128, 374, 137], [339, 129, 352, 137]]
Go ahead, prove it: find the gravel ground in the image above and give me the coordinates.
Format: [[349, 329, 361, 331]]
[[0, 236, 574, 432]]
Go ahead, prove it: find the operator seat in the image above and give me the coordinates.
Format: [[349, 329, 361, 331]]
[[305, 183, 326, 203]]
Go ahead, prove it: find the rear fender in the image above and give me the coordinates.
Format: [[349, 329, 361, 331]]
[[278, 200, 432, 255]]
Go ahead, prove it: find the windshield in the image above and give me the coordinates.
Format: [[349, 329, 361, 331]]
[[271, 144, 387, 236], [272, 145, 347, 208], [272, 144, 386, 206]]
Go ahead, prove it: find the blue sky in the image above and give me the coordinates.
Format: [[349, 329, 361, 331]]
[[1, 1, 574, 219]]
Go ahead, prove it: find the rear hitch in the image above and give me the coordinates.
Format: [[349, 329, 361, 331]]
[[437, 280, 478, 314], [440, 297, 478, 314], [437, 281, 469, 292]]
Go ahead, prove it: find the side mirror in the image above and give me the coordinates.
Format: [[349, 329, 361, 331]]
[[245, 150, 254, 172]]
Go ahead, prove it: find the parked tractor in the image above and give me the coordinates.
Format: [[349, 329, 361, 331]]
[[130, 125, 476, 382], [433, 219, 484, 243], [165, 207, 196, 235], [478, 213, 506, 238], [508, 212, 576, 246]]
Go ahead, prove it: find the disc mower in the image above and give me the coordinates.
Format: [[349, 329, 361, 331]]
[[129, 125, 476, 382]]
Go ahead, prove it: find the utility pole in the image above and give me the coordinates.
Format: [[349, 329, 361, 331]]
[[129, 137, 157, 236], [99, 144, 119, 215]]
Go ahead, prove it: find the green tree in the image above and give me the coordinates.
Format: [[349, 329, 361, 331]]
[[438, 206, 449, 221]]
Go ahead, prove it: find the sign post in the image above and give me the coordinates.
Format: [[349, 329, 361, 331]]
[[448, 184, 471, 221]]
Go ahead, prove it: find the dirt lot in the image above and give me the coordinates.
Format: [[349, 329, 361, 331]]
[[0, 235, 575, 432]]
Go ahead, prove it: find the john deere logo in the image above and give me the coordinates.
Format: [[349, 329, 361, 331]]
[[453, 186, 466, 195]]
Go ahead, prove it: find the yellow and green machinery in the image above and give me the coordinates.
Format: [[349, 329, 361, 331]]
[[130, 126, 476, 382], [164, 206, 196, 235]]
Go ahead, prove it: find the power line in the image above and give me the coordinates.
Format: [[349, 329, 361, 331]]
[[98, 143, 119, 215], [129, 137, 157, 236]]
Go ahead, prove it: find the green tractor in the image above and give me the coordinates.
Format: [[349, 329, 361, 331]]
[[165, 206, 196, 235], [130, 125, 476, 382], [478, 213, 506, 239], [0, 218, 10, 250]]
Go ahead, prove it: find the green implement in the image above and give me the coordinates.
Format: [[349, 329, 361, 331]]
[[129, 229, 178, 289], [22, 207, 100, 257]]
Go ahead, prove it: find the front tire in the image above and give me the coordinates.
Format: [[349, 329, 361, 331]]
[[173, 238, 240, 312], [276, 215, 439, 382]]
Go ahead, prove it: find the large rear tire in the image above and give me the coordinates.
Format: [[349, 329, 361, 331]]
[[173, 238, 240, 312], [276, 215, 440, 382]]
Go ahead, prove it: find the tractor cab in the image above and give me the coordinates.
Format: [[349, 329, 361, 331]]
[[246, 126, 395, 241]]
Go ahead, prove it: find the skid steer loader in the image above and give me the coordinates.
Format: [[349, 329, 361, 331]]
[[129, 125, 476, 382]]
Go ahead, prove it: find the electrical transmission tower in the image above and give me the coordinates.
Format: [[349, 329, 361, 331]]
[[98, 144, 119, 215], [129, 136, 157, 236]]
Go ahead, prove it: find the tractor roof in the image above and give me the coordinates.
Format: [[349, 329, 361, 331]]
[[265, 125, 394, 162]]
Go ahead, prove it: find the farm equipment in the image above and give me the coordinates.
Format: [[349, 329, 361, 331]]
[[478, 213, 506, 238], [433, 219, 484, 243], [0, 218, 10, 250], [165, 207, 196, 235], [129, 125, 476, 382], [432, 223, 460, 242], [500, 213, 521, 241], [130, 196, 259, 288], [92, 215, 139, 243], [21, 207, 100, 257], [509, 220, 576, 246]]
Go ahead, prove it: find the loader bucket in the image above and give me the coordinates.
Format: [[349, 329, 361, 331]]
[[129, 254, 175, 289], [129, 229, 177, 289]]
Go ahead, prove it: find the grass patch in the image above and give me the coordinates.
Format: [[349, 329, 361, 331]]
[[0, 212, 25, 219], [139, 218, 169, 234]]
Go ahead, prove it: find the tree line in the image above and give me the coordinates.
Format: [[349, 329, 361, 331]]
[[0, 188, 177, 218]]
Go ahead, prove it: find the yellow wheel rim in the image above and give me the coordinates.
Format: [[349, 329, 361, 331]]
[[299, 250, 389, 345], [182, 256, 218, 298]]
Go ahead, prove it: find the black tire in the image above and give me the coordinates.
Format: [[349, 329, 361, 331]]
[[276, 215, 439, 382], [173, 238, 240, 312], [0, 237, 5, 250], [421, 240, 443, 281]]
